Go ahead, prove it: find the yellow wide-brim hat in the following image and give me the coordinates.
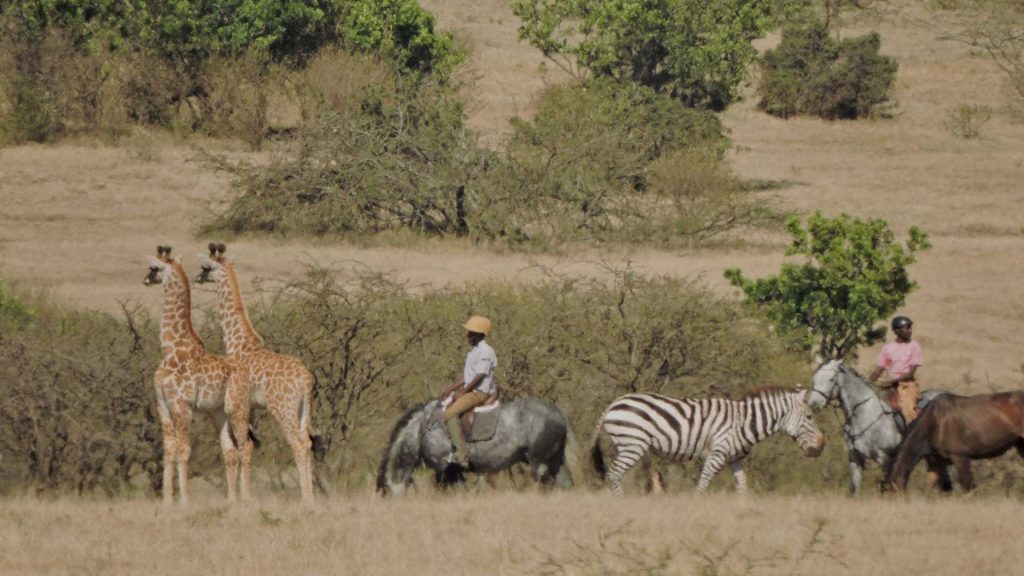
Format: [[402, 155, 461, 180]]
[[463, 315, 491, 336]]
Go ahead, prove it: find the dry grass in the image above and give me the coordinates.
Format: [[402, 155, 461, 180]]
[[1, 491, 1022, 575]]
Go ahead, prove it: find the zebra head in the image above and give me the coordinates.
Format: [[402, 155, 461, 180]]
[[781, 390, 826, 457], [808, 359, 843, 411]]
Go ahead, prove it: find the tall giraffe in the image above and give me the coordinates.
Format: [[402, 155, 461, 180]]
[[196, 243, 316, 502], [144, 245, 254, 505]]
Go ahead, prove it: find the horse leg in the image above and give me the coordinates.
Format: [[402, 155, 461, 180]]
[[951, 456, 975, 492], [850, 451, 866, 495], [729, 459, 748, 494], [924, 456, 954, 493]]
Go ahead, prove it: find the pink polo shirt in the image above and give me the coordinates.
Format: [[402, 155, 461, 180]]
[[878, 340, 922, 381]]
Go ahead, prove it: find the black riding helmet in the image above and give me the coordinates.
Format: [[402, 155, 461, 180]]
[[891, 315, 913, 329]]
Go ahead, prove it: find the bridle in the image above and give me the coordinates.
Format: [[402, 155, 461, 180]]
[[817, 363, 890, 441]]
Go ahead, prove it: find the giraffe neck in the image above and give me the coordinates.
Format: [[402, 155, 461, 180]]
[[160, 262, 204, 355], [217, 261, 264, 356]]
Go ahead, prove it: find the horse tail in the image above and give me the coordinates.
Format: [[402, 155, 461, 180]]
[[558, 419, 580, 488], [376, 402, 426, 496]]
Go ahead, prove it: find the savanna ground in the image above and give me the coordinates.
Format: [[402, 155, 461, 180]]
[[1, 1, 1024, 574]]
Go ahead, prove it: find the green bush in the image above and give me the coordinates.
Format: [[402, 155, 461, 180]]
[[725, 212, 930, 359], [758, 22, 898, 119], [204, 76, 780, 247], [514, 0, 772, 111], [200, 70, 488, 235], [495, 79, 779, 246], [343, 0, 463, 77]]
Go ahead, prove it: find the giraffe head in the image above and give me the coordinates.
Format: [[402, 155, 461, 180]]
[[144, 245, 176, 286], [195, 242, 228, 284]]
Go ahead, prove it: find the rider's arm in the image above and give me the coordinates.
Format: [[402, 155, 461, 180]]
[[868, 365, 885, 384], [463, 373, 486, 392]]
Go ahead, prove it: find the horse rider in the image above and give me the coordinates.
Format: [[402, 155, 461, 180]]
[[869, 315, 923, 424], [439, 315, 498, 466]]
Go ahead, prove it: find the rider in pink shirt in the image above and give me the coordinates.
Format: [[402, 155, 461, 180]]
[[869, 315, 922, 423]]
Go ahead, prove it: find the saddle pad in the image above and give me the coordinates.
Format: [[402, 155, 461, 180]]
[[468, 402, 500, 442]]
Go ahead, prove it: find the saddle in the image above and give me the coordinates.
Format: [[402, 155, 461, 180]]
[[439, 394, 501, 443], [461, 401, 500, 442]]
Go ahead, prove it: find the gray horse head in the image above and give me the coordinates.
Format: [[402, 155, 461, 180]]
[[808, 358, 844, 411], [376, 396, 574, 496]]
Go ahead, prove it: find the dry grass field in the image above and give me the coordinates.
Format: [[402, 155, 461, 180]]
[[2, 1, 1024, 574], [3, 491, 1024, 576]]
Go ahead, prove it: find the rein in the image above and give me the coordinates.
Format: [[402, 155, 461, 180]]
[[824, 367, 894, 442]]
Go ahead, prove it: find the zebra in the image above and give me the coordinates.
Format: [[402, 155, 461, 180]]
[[591, 387, 825, 495]]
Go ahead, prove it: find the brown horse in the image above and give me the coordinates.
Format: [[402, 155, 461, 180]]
[[889, 391, 1024, 492]]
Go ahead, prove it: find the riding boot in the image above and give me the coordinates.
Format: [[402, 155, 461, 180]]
[[446, 417, 469, 466]]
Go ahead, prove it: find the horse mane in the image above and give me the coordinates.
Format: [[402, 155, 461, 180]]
[[375, 402, 427, 494], [741, 385, 800, 399]]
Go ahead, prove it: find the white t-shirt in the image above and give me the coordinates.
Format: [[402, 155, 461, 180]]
[[463, 340, 497, 395]]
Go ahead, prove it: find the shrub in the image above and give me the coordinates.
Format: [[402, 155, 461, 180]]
[[514, 0, 773, 111], [945, 104, 993, 139], [725, 212, 931, 359], [0, 266, 838, 494], [200, 69, 488, 236], [495, 79, 779, 246], [0, 291, 161, 496], [238, 264, 812, 490], [343, 0, 464, 78], [758, 21, 898, 119]]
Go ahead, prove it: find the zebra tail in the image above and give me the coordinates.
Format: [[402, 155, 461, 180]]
[[589, 412, 609, 478], [591, 438, 607, 478]]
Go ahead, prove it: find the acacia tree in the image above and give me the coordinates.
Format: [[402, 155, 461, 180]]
[[724, 212, 930, 359], [512, 0, 773, 111]]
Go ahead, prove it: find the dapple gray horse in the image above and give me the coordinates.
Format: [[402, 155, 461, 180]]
[[376, 397, 574, 495], [809, 359, 951, 494]]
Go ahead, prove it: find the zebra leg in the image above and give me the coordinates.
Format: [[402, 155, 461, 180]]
[[605, 440, 649, 496], [729, 459, 748, 494], [696, 450, 729, 493]]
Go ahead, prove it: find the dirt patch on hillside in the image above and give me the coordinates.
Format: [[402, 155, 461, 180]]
[[1, 2, 1022, 390]]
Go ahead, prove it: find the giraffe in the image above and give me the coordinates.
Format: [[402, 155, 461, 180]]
[[144, 245, 254, 505], [196, 243, 317, 503]]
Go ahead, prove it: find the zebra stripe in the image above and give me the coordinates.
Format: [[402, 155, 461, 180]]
[[594, 388, 823, 495]]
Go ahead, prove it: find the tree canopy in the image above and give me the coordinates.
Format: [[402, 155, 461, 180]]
[[725, 212, 930, 359]]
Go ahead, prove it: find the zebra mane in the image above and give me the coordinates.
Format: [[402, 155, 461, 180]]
[[376, 401, 427, 494], [741, 385, 800, 399]]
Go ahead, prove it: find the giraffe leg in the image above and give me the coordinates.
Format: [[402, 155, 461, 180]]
[[175, 406, 193, 506], [215, 412, 239, 502], [158, 417, 176, 506], [271, 403, 314, 504], [225, 373, 253, 501], [155, 375, 177, 506]]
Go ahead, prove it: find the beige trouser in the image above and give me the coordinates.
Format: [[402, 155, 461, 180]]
[[444, 390, 489, 421], [889, 380, 921, 423]]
